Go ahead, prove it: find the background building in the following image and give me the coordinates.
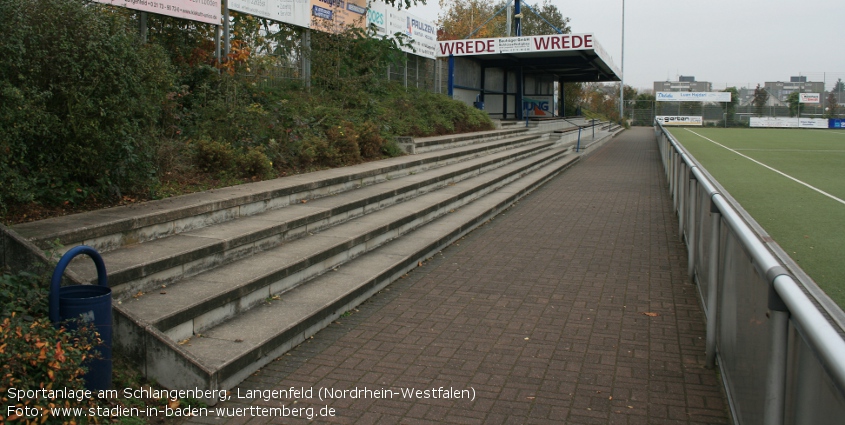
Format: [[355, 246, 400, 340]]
[[764, 76, 825, 103], [653, 76, 712, 93]]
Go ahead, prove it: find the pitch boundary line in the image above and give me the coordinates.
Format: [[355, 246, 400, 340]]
[[733, 149, 845, 153], [685, 129, 845, 207]]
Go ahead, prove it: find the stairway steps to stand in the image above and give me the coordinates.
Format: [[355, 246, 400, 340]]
[[12, 130, 542, 255], [133, 152, 580, 394], [119, 146, 571, 344], [65, 136, 554, 298]]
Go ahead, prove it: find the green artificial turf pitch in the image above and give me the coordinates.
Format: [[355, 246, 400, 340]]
[[667, 127, 845, 308]]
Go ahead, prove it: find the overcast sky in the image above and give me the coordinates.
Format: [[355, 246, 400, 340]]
[[407, 0, 845, 92]]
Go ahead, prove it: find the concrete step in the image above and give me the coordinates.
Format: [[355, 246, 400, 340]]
[[118, 145, 572, 344], [118, 151, 580, 396], [396, 128, 530, 154], [11, 131, 541, 255], [65, 137, 555, 299]]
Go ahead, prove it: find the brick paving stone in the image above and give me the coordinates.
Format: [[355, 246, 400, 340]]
[[180, 128, 731, 424]]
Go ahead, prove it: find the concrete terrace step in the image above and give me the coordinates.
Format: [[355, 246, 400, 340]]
[[64, 136, 554, 298], [396, 127, 529, 154], [124, 151, 581, 394], [12, 131, 542, 255], [118, 145, 572, 343]]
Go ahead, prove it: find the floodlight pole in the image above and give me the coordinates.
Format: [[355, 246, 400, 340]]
[[619, 0, 625, 123]]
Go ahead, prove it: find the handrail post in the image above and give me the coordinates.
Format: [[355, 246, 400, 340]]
[[764, 297, 789, 425], [705, 201, 720, 369], [678, 163, 686, 242], [687, 173, 697, 280]]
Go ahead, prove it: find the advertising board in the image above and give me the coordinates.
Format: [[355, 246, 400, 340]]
[[96, 0, 221, 25], [830, 119, 845, 129], [367, 2, 435, 59], [750, 117, 829, 128], [656, 116, 703, 126], [799, 93, 821, 103], [655, 92, 732, 102], [229, 0, 309, 27], [798, 118, 828, 129], [523, 96, 555, 117], [750, 117, 798, 128], [437, 34, 595, 57], [229, 0, 369, 33]]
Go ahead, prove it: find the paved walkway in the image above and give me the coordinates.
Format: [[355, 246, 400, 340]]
[[184, 128, 730, 425]]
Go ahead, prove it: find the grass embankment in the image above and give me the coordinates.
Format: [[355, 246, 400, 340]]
[[669, 127, 845, 307]]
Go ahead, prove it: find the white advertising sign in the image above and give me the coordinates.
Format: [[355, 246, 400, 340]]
[[229, 0, 309, 27], [798, 118, 829, 128], [750, 117, 799, 128], [656, 116, 703, 126], [656, 92, 732, 102], [368, 2, 436, 59], [750, 117, 829, 128], [799, 93, 820, 103], [97, 0, 221, 25], [437, 33, 596, 57]]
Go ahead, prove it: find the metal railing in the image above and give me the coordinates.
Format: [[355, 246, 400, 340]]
[[655, 122, 845, 425]]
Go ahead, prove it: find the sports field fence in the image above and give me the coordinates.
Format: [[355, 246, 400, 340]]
[[656, 122, 845, 425]]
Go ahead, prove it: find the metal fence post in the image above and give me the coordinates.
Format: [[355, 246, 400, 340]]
[[687, 174, 697, 279], [764, 270, 790, 425], [678, 163, 687, 242], [764, 310, 789, 425], [705, 202, 720, 369]]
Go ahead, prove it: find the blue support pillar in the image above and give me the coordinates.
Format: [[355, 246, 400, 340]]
[[479, 65, 486, 103], [514, 0, 522, 36], [448, 55, 455, 98], [503, 68, 508, 119], [516, 66, 524, 120]]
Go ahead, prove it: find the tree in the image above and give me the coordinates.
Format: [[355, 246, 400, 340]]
[[438, 0, 503, 40], [723, 87, 739, 126], [787, 91, 804, 117], [510, 0, 571, 36], [834, 78, 844, 93], [438, 0, 571, 40], [752, 84, 769, 117], [561, 82, 583, 116], [825, 92, 839, 118]]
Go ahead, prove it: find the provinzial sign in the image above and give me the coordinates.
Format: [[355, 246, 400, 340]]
[[656, 92, 731, 102], [799, 93, 820, 103], [437, 34, 596, 57], [656, 116, 703, 126], [368, 2, 436, 59], [97, 0, 220, 24]]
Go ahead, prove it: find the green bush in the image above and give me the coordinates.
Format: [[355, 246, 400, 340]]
[[237, 146, 275, 179], [193, 138, 237, 175], [0, 271, 99, 424], [0, 0, 173, 209]]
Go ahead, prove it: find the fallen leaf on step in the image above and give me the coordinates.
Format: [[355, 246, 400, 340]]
[[301, 199, 308, 204], [160, 291, 167, 295], [168, 399, 181, 409], [642, 312, 659, 317], [418, 261, 423, 266]]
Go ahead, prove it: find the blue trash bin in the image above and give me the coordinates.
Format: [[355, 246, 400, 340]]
[[49, 246, 112, 391]]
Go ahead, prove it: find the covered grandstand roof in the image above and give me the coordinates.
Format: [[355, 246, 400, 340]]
[[436, 33, 621, 82]]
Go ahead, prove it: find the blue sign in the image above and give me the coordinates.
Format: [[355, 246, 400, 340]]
[[830, 118, 845, 129], [312, 5, 332, 20]]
